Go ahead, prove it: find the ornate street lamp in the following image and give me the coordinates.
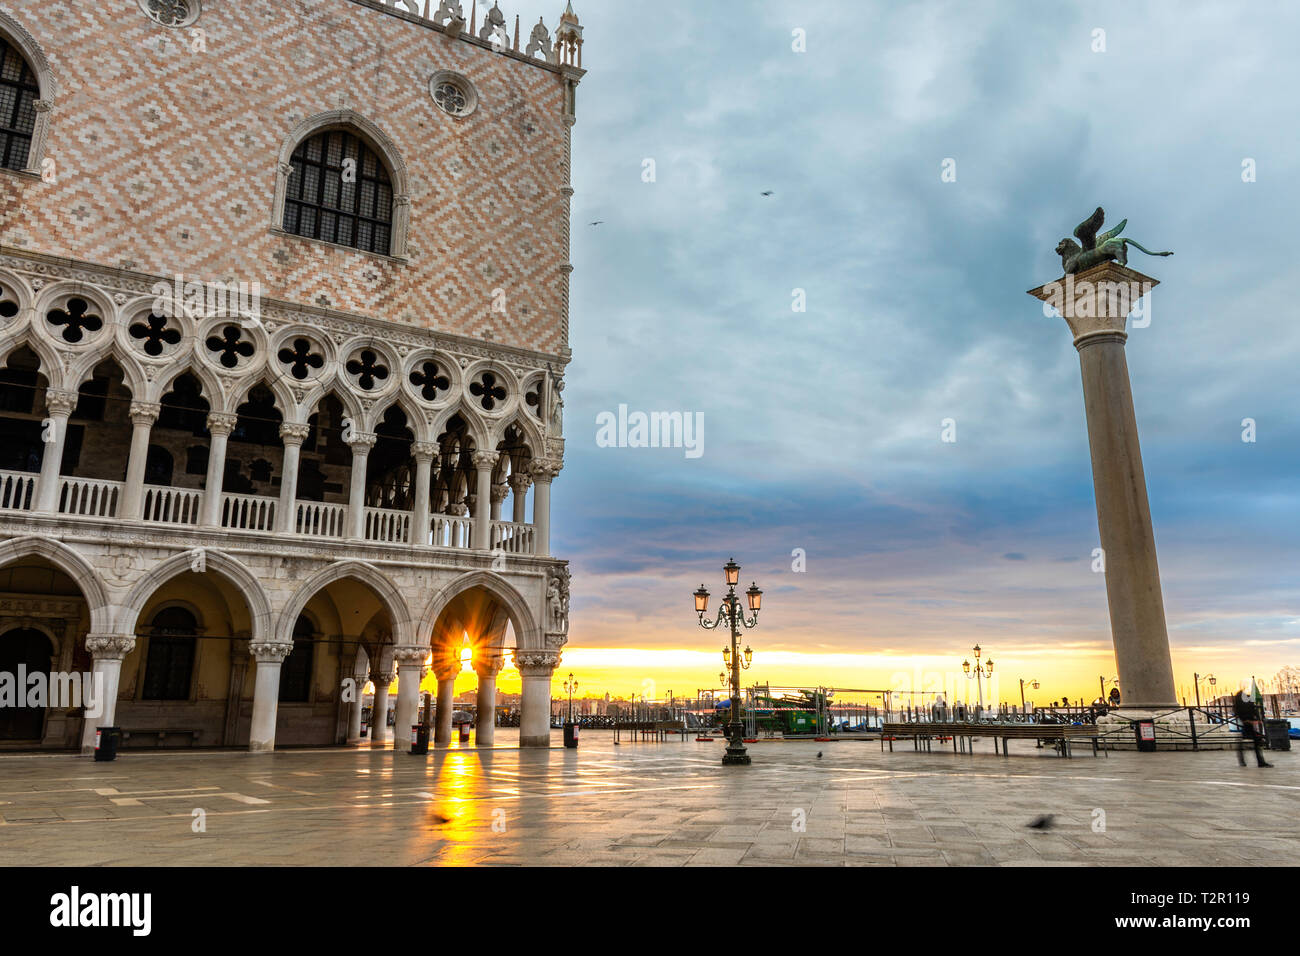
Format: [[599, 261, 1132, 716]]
[[563, 672, 578, 722], [961, 645, 994, 711], [694, 557, 762, 766]]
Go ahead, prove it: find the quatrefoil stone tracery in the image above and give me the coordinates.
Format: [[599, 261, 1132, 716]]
[[346, 350, 389, 391], [409, 361, 451, 402], [46, 299, 104, 344], [470, 371, 507, 411], [129, 312, 183, 356], [277, 338, 325, 380], [205, 324, 256, 368]]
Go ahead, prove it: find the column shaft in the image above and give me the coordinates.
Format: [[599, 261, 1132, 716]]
[[1077, 334, 1177, 707], [200, 414, 238, 528], [347, 435, 376, 541], [120, 403, 159, 520], [434, 676, 456, 745], [248, 643, 293, 753], [35, 391, 75, 513]]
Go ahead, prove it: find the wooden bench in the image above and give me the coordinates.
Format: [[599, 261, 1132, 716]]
[[881, 722, 1104, 758], [121, 729, 202, 748]]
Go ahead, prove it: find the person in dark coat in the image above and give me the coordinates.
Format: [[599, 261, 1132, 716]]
[[1232, 690, 1273, 768]]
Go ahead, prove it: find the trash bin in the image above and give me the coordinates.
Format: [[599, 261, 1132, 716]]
[[457, 722, 471, 743], [1134, 719, 1157, 752], [410, 723, 429, 755], [563, 721, 579, 749], [93, 727, 121, 762], [1265, 719, 1291, 751]]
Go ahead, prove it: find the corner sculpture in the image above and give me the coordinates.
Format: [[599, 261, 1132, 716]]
[[1055, 207, 1173, 274]]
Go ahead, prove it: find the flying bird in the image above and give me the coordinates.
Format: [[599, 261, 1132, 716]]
[[1026, 815, 1055, 830], [760, 190, 774, 197], [589, 220, 605, 226]]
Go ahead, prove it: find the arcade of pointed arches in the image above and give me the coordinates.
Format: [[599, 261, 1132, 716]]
[[0, 535, 559, 751]]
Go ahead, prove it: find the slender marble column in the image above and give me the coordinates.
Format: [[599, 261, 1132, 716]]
[[200, 412, 239, 528], [515, 649, 560, 748], [1029, 263, 1178, 708], [79, 634, 135, 754], [433, 662, 460, 745], [276, 422, 311, 533], [346, 432, 378, 541], [471, 450, 498, 550], [369, 661, 394, 746], [391, 646, 426, 751], [474, 657, 505, 746], [34, 388, 76, 514], [509, 472, 531, 524], [121, 401, 160, 520], [528, 459, 562, 557], [411, 442, 437, 546], [347, 665, 368, 743], [248, 641, 294, 752]]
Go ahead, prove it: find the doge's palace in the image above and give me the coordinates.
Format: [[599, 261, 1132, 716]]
[[0, 0, 584, 752]]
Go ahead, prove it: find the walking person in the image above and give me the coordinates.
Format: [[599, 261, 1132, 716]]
[[1232, 690, 1273, 768]]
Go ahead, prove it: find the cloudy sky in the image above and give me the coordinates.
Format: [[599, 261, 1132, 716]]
[[493, 0, 1299, 705]]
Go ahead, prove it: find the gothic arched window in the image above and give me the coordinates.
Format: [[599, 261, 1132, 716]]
[[283, 130, 393, 256], [279, 615, 315, 703], [0, 35, 39, 173], [141, 607, 198, 701]]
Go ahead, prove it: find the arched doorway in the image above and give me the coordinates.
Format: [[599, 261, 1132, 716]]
[[0, 627, 54, 740], [421, 576, 543, 747]]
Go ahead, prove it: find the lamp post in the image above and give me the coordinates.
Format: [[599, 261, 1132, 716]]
[[1193, 672, 1216, 709], [564, 672, 578, 722], [694, 557, 762, 766], [961, 645, 994, 711], [1019, 677, 1039, 715]]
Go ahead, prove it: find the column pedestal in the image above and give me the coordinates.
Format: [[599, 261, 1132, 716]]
[[1029, 263, 1178, 708]]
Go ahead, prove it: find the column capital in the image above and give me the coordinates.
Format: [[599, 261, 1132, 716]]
[[44, 388, 77, 417], [207, 412, 239, 436], [347, 431, 378, 452], [129, 401, 161, 426], [1027, 263, 1158, 345], [474, 656, 506, 680], [392, 645, 429, 666], [369, 668, 395, 685], [528, 458, 562, 481], [471, 449, 499, 470], [280, 421, 312, 444], [490, 481, 510, 504], [433, 662, 463, 682], [513, 648, 560, 676], [249, 641, 295, 663], [508, 472, 532, 493], [412, 441, 438, 463], [85, 633, 136, 660]]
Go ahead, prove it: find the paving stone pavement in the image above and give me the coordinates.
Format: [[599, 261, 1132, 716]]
[[0, 731, 1295, 866]]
